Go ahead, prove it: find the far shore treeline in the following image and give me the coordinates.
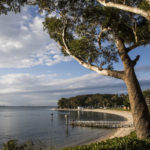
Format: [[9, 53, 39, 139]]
[[58, 90, 150, 109]]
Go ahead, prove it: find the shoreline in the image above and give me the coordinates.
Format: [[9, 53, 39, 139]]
[[55, 108, 134, 144], [82, 109, 134, 144]]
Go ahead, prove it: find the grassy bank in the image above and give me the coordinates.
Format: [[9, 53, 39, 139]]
[[62, 132, 150, 150], [2, 132, 150, 150]]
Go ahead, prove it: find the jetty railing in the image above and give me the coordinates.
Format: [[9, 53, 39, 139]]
[[69, 120, 133, 128]]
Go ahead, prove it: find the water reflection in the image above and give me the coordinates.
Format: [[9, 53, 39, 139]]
[[77, 110, 80, 120], [65, 124, 70, 137]]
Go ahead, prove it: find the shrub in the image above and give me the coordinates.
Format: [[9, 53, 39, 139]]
[[62, 132, 150, 150], [2, 140, 27, 150], [1, 140, 43, 150]]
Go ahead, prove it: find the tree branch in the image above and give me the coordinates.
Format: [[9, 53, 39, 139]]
[[97, 26, 111, 49], [26, 1, 37, 5], [115, 36, 132, 70], [97, 0, 150, 21], [132, 55, 140, 67], [126, 40, 150, 53], [61, 24, 124, 80], [146, 0, 150, 5], [131, 18, 138, 43]]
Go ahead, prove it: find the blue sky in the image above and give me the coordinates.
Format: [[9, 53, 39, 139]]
[[0, 5, 149, 106]]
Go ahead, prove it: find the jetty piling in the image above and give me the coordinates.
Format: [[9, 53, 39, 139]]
[[69, 120, 133, 128]]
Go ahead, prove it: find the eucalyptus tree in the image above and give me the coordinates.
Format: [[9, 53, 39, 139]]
[[40, 0, 150, 139], [0, 0, 150, 139]]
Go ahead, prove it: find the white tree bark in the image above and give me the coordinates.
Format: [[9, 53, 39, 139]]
[[97, 0, 150, 21], [146, 0, 150, 5]]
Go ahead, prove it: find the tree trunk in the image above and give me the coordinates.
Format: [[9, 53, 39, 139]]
[[124, 67, 150, 139]]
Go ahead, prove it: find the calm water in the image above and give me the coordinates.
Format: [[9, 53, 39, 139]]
[[0, 107, 125, 149]]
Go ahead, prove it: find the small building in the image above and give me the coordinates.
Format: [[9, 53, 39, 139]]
[[77, 106, 83, 111]]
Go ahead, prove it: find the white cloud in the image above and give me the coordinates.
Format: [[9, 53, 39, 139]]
[[0, 71, 149, 106], [0, 73, 123, 106], [0, 6, 72, 68]]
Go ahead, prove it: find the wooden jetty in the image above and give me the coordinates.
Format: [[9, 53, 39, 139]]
[[69, 120, 133, 128]]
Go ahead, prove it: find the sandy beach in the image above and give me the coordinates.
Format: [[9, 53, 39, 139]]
[[82, 109, 135, 143]]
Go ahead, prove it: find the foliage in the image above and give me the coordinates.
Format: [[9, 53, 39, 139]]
[[42, 1, 120, 69], [62, 132, 150, 150], [143, 89, 150, 98], [0, 1, 149, 69], [58, 90, 149, 109], [139, 0, 150, 11], [2, 140, 27, 150], [1, 140, 44, 150], [58, 93, 130, 108], [0, 0, 28, 15], [69, 37, 99, 63], [41, 0, 150, 70]]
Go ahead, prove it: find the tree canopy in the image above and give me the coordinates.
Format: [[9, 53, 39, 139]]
[[58, 93, 130, 109], [41, 0, 150, 75], [1, 0, 149, 73]]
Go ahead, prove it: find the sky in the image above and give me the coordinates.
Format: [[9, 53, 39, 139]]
[[0, 5, 149, 106]]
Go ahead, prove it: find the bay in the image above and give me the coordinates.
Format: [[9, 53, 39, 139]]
[[0, 107, 125, 149]]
